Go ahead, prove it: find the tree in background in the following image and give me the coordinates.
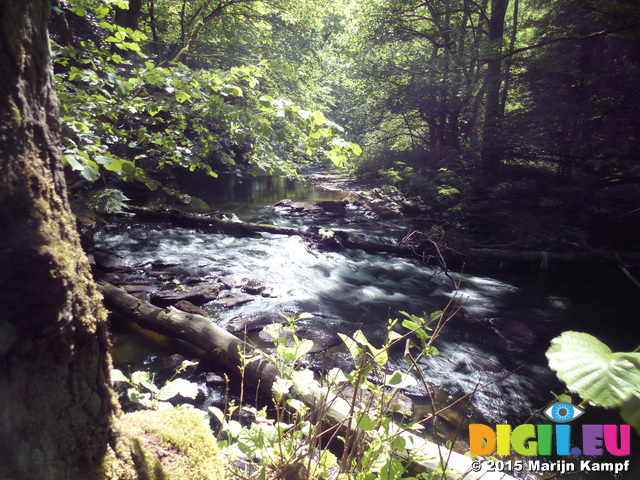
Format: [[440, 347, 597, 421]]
[[343, 0, 640, 188]]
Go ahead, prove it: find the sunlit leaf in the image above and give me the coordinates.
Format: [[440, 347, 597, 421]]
[[131, 371, 158, 393], [111, 369, 129, 383], [546, 331, 640, 408], [157, 378, 199, 400], [384, 370, 416, 389], [620, 394, 640, 435], [356, 412, 376, 431], [208, 406, 225, 424], [339, 333, 361, 360]]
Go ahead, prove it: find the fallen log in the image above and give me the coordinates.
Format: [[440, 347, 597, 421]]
[[99, 280, 515, 480]]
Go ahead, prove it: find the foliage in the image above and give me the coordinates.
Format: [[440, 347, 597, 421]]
[[52, 0, 361, 205], [209, 309, 457, 480], [546, 331, 640, 433], [111, 359, 200, 410], [88, 188, 129, 214], [338, 0, 640, 198]]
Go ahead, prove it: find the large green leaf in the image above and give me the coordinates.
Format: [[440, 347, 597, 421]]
[[620, 394, 640, 435], [157, 378, 199, 401], [546, 331, 640, 408]]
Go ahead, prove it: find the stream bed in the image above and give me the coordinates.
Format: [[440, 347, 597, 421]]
[[98, 173, 640, 479]]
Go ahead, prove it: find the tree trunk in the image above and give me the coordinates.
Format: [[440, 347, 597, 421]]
[[115, 0, 143, 30], [0, 2, 118, 478], [480, 0, 509, 171]]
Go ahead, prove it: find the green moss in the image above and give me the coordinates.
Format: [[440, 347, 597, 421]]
[[111, 409, 226, 480]]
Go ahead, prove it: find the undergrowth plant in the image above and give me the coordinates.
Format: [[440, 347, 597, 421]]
[[211, 303, 462, 480], [112, 359, 200, 410]]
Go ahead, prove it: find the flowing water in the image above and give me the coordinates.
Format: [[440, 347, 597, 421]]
[[99, 173, 640, 479]]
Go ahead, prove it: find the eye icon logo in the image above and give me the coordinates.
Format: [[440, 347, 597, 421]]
[[544, 402, 585, 423]]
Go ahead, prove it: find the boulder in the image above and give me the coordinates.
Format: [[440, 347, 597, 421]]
[[150, 284, 221, 307], [212, 290, 254, 309], [174, 300, 210, 317]]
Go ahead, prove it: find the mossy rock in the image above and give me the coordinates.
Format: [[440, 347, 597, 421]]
[[106, 408, 225, 480]]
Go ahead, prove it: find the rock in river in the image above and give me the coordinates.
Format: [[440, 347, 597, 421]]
[[150, 284, 221, 307]]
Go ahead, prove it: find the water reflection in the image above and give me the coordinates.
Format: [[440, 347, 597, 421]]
[[180, 172, 347, 218]]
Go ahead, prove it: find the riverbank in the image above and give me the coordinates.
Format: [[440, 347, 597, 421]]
[[298, 167, 640, 287]]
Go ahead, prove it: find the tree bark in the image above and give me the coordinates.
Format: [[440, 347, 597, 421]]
[[480, 0, 509, 171], [115, 0, 143, 30], [0, 1, 120, 479]]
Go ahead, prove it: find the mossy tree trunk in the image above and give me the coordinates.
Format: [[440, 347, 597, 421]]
[[0, 1, 119, 478]]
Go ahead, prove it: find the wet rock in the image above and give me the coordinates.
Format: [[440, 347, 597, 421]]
[[213, 290, 254, 309], [174, 300, 210, 317], [150, 284, 221, 307], [225, 314, 276, 333], [99, 272, 130, 285], [241, 280, 267, 295], [274, 199, 347, 219], [219, 274, 246, 290], [148, 353, 199, 380], [257, 325, 341, 354], [120, 284, 157, 301], [77, 216, 97, 250], [93, 250, 134, 272], [151, 259, 181, 269], [206, 373, 226, 385]]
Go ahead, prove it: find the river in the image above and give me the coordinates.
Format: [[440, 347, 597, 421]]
[[98, 173, 640, 479]]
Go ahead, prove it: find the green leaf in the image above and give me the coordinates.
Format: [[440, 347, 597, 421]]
[[111, 369, 129, 383], [81, 163, 101, 182], [157, 378, 199, 400], [208, 406, 225, 424], [175, 91, 191, 103], [620, 394, 640, 435], [546, 331, 640, 408], [294, 339, 314, 359], [352, 329, 371, 347], [290, 369, 316, 396], [273, 376, 293, 397], [129, 389, 152, 406], [310, 111, 326, 125], [263, 323, 282, 341], [62, 154, 85, 171], [103, 158, 123, 173], [339, 333, 361, 360], [221, 85, 243, 97], [384, 370, 416, 389], [131, 371, 159, 393], [259, 95, 273, 107], [356, 412, 376, 431]]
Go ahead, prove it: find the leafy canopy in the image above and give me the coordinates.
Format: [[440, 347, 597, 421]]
[[53, 0, 361, 204]]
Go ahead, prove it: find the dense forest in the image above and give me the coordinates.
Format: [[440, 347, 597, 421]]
[[1, 0, 640, 479], [46, 0, 640, 265]]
